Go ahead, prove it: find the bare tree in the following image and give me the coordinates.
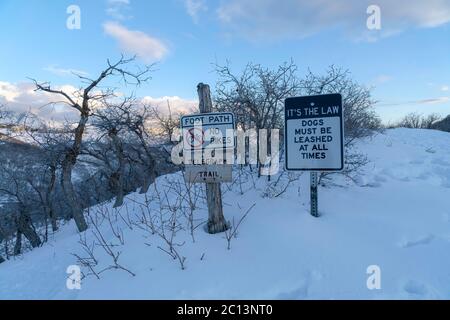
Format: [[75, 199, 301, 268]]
[[300, 65, 381, 142], [395, 112, 442, 129], [150, 101, 184, 144], [119, 104, 159, 194], [421, 113, 442, 129], [32, 56, 152, 232], [90, 97, 136, 208], [300, 66, 381, 182], [23, 115, 72, 232], [0, 163, 43, 252], [214, 60, 300, 177], [396, 112, 422, 129], [0, 105, 13, 140]]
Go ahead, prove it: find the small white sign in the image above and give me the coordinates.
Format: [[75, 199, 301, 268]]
[[185, 165, 233, 183], [181, 112, 235, 151]]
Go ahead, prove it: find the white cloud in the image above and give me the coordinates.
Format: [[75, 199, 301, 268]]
[[417, 97, 450, 104], [0, 82, 198, 124], [373, 75, 392, 85], [106, 0, 132, 20], [377, 96, 450, 107], [184, 0, 207, 23], [108, 0, 130, 4], [216, 0, 450, 42], [0, 81, 21, 102], [441, 85, 449, 92], [103, 22, 168, 63], [0, 81, 80, 122], [141, 96, 198, 114], [43, 65, 89, 77]]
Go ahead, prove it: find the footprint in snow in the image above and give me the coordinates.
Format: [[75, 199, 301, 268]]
[[275, 270, 322, 300], [442, 213, 450, 223], [276, 282, 309, 299], [402, 280, 440, 299], [403, 280, 428, 296], [409, 159, 424, 165]]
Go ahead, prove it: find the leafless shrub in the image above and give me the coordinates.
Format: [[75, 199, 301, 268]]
[[224, 203, 256, 250], [226, 165, 257, 195], [72, 233, 100, 280], [392, 112, 442, 129], [88, 214, 136, 277], [167, 176, 205, 243], [215, 60, 300, 178], [319, 152, 369, 185], [72, 205, 136, 279], [133, 181, 187, 270], [262, 171, 301, 198]]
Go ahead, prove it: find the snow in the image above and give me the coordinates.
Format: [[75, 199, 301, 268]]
[[1, 128, 450, 300]]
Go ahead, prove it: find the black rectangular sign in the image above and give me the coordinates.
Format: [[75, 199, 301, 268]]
[[285, 94, 344, 171]]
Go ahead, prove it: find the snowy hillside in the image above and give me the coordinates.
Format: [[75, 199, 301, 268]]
[[1, 128, 450, 300]]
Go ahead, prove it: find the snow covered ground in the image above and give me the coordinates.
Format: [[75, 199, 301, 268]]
[[1, 128, 450, 300]]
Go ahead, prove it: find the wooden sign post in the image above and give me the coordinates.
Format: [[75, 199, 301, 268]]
[[197, 83, 230, 234]]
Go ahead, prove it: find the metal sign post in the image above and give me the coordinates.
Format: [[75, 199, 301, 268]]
[[310, 172, 318, 217], [284, 93, 344, 217]]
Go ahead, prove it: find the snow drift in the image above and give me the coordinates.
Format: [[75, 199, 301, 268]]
[[1, 128, 449, 300]]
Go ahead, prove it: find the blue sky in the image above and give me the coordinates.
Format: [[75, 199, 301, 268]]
[[0, 0, 449, 122]]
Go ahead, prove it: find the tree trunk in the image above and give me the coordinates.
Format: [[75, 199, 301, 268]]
[[137, 136, 157, 194], [0, 226, 9, 260], [139, 166, 156, 194], [46, 165, 58, 232], [109, 132, 125, 207], [197, 83, 229, 234], [61, 112, 89, 232], [0, 255, 5, 264], [61, 158, 87, 232], [14, 230, 22, 255], [17, 212, 41, 248]]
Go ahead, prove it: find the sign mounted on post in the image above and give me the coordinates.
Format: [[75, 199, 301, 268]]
[[184, 165, 233, 183], [181, 112, 235, 151], [285, 94, 344, 171], [181, 111, 235, 184]]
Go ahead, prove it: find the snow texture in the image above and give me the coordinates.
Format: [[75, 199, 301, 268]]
[[1, 128, 449, 300]]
